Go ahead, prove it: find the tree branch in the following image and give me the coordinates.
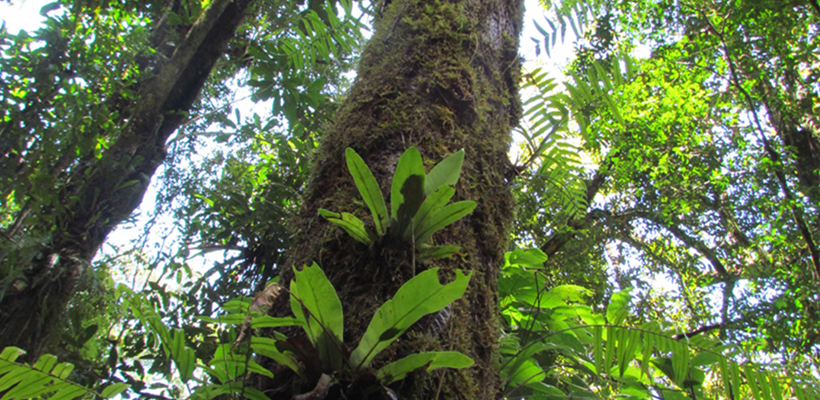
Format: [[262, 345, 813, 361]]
[[604, 209, 731, 279], [702, 11, 820, 281], [672, 323, 723, 340], [539, 155, 613, 257]]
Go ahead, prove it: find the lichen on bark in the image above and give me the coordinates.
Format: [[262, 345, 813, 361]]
[[264, 0, 523, 398]]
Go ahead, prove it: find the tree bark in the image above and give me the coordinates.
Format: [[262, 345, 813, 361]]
[[261, 0, 523, 398], [0, 0, 254, 359]]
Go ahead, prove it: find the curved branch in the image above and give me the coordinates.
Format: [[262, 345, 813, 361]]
[[539, 155, 614, 257], [701, 9, 820, 281], [604, 209, 730, 279]]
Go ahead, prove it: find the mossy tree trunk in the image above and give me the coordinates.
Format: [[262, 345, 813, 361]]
[[266, 0, 523, 398], [0, 0, 253, 359]]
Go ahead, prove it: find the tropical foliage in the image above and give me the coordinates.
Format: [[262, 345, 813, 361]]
[[1, 0, 820, 398]]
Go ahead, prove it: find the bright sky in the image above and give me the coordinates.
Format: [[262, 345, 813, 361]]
[[1, 0, 676, 288], [1, 0, 710, 368], [0, 0, 624, 285], [0, 0, 50, 33]]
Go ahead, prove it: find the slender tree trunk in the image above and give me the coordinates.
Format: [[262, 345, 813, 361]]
[[0, 0, 253, 358], [263, 0, 523, 398]]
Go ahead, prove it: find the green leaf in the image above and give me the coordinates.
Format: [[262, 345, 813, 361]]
[[671, 340, 689, 387], [217, 382, 272, 400], [501, 341, 551, 380], [604, 325, 616, 375], [729, 361, 742, 400], [505, 248, 548, 268], [210, 344, 274, 382], [77, 324, 98, 347], [99, 383, 129, 398], [251, 337, 303, 375], [51, 362, 74, 380], [197, 315, 247, 325], [250, 316, 303, 329], [409, 185, 455, 240], [170, 328, 195, 382], [641, 332, 654, 379], [538, 284, 590, 309], [618, 328, 641, 377], [424, 149, 465, 195], [0, 347, 105, 400], [691, 351, 721, 367], [745, 364, 763, 400], [505, 359, 546, 388], [391, 147, 425, 224], [606, 289, 631, 326], [377, 351, 474, 384], [345, 148, 389, 235], [393, 174, 425, 239], [46, 386, 88, 400], [290, 263, 345, 371], [319, 208, 375, 244], [0, 348, 24, 363], [350, 268, 472, 369], [652, 357, 677, 384], [418, 244, 461, 259], [414, 200, 476, 244]]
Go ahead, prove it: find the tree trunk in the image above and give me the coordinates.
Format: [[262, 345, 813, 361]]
[[0, 0, 253, 359], [263, 0, 523, 398]]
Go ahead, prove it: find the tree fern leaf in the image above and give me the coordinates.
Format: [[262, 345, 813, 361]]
[[0, 348, 23, 363], [730, 361, 742, 400], [769, 373, 783, 400], [744, 364, 763, 400], [757, 370, 774, 400], [794, 387, 805, 400], [0, 347, 106, 400], [640, 332, 654, 379], [49, 386, 90, 400], [611, 58, 623, 86], [31, 354, 57, 374], [655, 333, 671, 353], [51, 362, 74, 380], [604, 326, 616, 376], [593, 325, 603, 375], [619, 329, 640, 377], [0, 367, 30, 392], [719, 358, 733, 400], [4, 374, 55, 399], [670, 340, 688, 387], [794, 385, 809, 400], [592, 61, 612, 89], [615, 327, 627, 377], [567, 10, 580, 37]]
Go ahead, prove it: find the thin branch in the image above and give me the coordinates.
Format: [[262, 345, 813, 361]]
[[604, 208, 730, 278], [672, 323, 723, 340], [702, 10, 820, 281], [539, 154, 614, 257]]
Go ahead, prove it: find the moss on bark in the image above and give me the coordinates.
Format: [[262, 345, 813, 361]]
[[264, 0, 523, 398]]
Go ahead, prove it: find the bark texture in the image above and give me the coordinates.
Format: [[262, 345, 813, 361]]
[[264, 0, 523, 398], [0, 0, 253, 358]]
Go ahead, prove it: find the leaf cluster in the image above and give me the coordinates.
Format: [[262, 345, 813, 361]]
[[497, 248, 820, 399], [320, 147, 475, 260]]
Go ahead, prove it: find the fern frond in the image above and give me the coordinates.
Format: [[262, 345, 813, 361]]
[[590, 326, 819, 399], [0, 347, 128, 399], [520, 68, 588, 217]]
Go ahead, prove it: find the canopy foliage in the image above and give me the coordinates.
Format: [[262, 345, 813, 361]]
[[1, 0, 819, 398]]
